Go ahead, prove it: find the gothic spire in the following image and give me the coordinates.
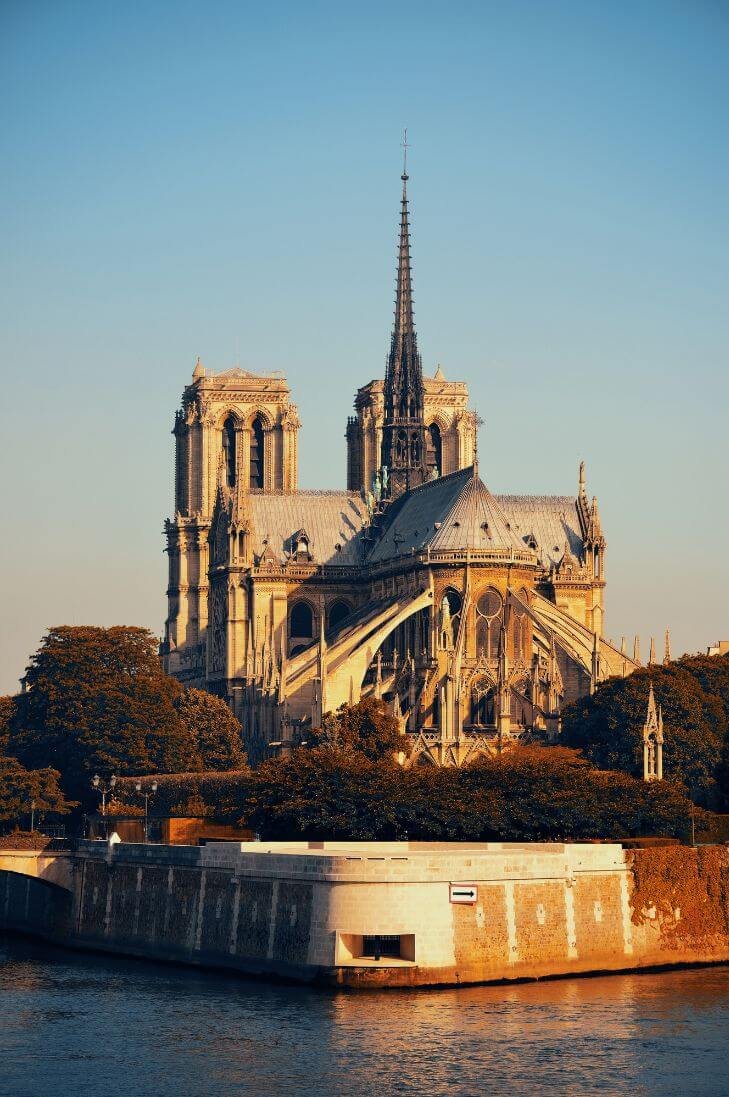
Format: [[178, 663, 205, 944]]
[[394, 165, 415, 340], [381, 139, 427, 499]]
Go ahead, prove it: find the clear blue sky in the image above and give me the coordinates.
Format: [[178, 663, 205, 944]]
[[1, 0, 727, 693]]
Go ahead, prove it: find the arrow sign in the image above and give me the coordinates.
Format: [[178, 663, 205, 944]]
[[450, 883, 478, 904]]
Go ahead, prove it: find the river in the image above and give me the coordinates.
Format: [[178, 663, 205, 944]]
[[0, 936, 727, 1096]]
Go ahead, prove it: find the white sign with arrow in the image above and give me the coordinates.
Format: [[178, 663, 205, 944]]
[[450, 882, 478, 904]]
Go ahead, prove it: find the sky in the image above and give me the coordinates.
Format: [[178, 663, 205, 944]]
[[1, 0, 728, 694]]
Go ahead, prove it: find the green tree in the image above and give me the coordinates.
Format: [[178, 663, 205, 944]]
[[393, 765, 487, 841], [247, 749, 401, 839], [562, 666, 723, 804], [8, 626, 201, 804], [175, 688, 246, 771], [0, 753, 71, 830], [677, 653, 729, 725], [242, 742, 693, 843], [312, 697, 404, 762]]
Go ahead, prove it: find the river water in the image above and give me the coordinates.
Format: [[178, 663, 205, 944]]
[[0, 936, 727, 1096]]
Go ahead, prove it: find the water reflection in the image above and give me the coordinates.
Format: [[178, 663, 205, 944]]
[[0, 936, 727, 1096]]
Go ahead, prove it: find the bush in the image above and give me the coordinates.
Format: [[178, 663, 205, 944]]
[[242, 744, 696, 843], [116, 746, 698, 844]]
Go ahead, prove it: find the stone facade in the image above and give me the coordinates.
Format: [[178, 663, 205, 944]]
[[163, 366, 300, 683], [162, 169, 639, 765]]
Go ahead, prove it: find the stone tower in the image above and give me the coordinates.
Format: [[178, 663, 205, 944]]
[[162, 362, 301, 684]]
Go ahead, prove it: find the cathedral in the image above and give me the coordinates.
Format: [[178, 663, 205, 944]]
[[161, 165, 641, 766]]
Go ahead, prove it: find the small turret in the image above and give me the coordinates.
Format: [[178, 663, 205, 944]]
[[576, 462, 606, 580], [588, 496, 603, 541], [643, 682, 664, 781]]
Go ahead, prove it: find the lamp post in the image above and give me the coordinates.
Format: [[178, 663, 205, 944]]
[[135, 781, 157, 843], [91, 774, 117, 816], [30, 799, 36, 834], [91, 774, 117, 839]]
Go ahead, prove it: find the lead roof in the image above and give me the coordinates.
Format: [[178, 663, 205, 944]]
[[245, 469, 584, 569]]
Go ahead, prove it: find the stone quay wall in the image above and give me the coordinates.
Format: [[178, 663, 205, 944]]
[[1, 841, 727, 988]]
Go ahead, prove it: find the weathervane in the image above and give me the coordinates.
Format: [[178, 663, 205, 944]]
[[402, 128, 409, 179]]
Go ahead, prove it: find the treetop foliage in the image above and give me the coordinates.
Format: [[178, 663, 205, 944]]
[[0, 754, 72, 828], [310, 697, 403, 762], [241, 744, 697, 842], [563, 655, 729, 805], [6, 626, 246, 807]]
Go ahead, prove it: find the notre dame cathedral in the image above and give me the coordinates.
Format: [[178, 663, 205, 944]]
[[161, 165, 641, 766]]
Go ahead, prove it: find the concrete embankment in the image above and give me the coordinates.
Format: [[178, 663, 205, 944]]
[[1, 841, 727, 987]]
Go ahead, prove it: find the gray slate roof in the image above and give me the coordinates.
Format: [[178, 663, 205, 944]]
[[244, 474, 585, 571], [248, 492, 367, 566], [496, 495, 584, 569], [367, 468, 533, 564]]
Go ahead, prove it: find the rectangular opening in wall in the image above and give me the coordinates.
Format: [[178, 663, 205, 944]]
[[335, 933, 416, 965]]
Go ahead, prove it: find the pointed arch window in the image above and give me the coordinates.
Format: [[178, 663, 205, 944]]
[[476, 589, 503, 660], [290, 600, 314, 641], [471, 682, 496, 727], [512, 608, 529, 660], [328, 599, 352, 631], [440, 588, 462, 649], [250, 416, 265, 489], [222, 416, 237, 487], [426, 423, 442, 478]]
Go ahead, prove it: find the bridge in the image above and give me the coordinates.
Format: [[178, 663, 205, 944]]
[[0, 847, 75, 940]]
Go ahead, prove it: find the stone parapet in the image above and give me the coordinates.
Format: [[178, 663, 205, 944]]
[[3, 841, 728, 988]]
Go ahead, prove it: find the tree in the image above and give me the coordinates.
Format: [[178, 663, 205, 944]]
[[393, 764, 484, 841], [246, 749, 401, 840], [242, 742, 693, 843], [0, 753, 71, 830], [0, 695, 15, 752], [8, 626, 202, 804], [175, 688, 246, 771], [312, 697, 404, 762], [562, 666, 724, 804], [677, 653, 729, 726]]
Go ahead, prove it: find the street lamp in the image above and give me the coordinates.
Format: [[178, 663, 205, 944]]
[[91, 774, 117, 817], [135, 780, 158, 843]]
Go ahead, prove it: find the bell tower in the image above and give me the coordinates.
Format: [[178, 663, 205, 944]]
[[162, 361, 301, 684]]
